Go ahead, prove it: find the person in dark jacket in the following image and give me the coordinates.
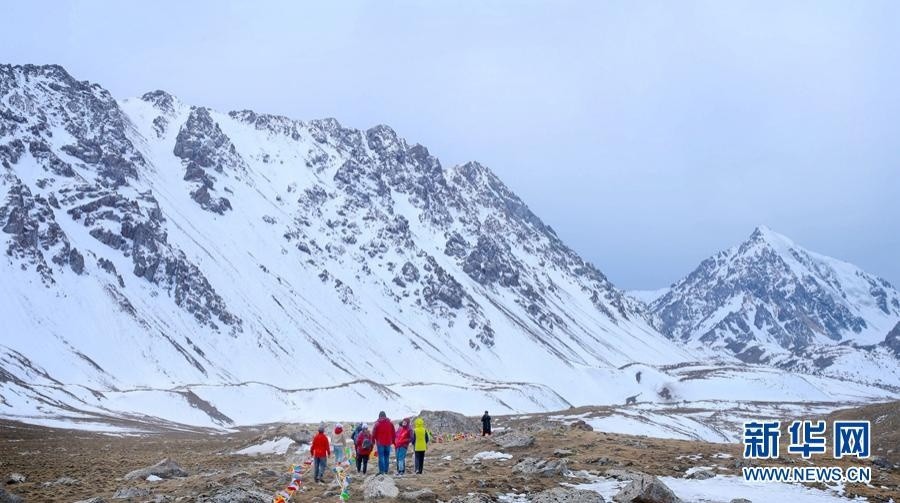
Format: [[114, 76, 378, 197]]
[[481, 411, 492, 436], [351, 422, 364, 442], [354, 423, 373, 474], [310, 425, 331, 483], [372, 411, 396, 474]]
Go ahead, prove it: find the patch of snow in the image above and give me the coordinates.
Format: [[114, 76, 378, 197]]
[[660, 474, 867, 502], [472, 451, 512, 461], [233, 437, 294, 456], [628, 288, 670, 304]]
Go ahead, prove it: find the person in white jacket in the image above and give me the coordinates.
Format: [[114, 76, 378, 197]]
[[332, 423, 347, 463]]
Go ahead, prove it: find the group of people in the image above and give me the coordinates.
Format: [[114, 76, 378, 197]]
[[309, 411, 433, 483]]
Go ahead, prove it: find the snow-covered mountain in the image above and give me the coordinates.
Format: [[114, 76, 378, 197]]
[[649, 226, 900, 385], [0, 64, 703, 427], [1, 65, 895, 429]]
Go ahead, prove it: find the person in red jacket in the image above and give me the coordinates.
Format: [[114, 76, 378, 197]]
[[394, 418, 412, 476], [354, 423, 374, 474], [372, 411, 396, 475], [310, 425, 331, 483]]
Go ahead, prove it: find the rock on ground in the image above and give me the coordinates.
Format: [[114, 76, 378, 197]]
[[613, 473, 681, 503], [446, 494, 496, 503], [196, 486, 272, 503], [0, 488, 24, 503], [4, 473, 25, 485], [569, 419, 594, 431], [123, 458, 188, 480], [112, 487, 151, 499], [417, 410, 479, 434], [512, 457, 568, 477], [686, 469, 715, 480], [72, 498, 106, 503], [270, 424, 313, 445], [531, 487, 605, 503], [363, 474, 400, 500], [729, 499, 752, 503], [492, 431, 535, 449], [41, 476, 80, 487], [399, 488, 437, 501]]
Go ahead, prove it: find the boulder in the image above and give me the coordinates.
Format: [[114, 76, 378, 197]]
[[569, 419, 594, 431], [399, 488, 437, 501], [729, 499, 752, 503], [531, 487, 605, 502], [72, 499, 106, 503], [512, 457, 568, 477], [0, 488, 24, 503], [124, 458, 188, 480], [196, 486, 272, 503], [686, 469, 715, 480], [4, 473, 25, 485], [613, 474, 681, 503], [871, 456, 894, 470], [363, 474, 399, 500], [417, 410, 479, 434], [554, 448, 574, 457], [112, 487, 151, 499], [492, 431, 535, 449]]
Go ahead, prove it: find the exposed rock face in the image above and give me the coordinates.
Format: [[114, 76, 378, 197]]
[[123, 458, 188, 480], [0, 64, 241, 341], [883, 322, 900, 357], [173, 106, 246, 214], [417, 410, 479, 434]]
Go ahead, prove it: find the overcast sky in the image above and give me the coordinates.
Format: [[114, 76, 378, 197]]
[[3, 0, 898, 289]]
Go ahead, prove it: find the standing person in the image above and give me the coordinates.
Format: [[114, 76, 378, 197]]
[[332, 423, 347, 464], [351, 422, 364, 442], [372, 411, 396, 475], [310, 425, 331, 483], [394, 418, 412, 476], [481, 411, 492, 436], [355, 424, 374, 474], [410, 417, 431, 475]]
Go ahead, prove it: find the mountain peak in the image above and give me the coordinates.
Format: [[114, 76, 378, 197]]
[[741, 225, 800, 260], [140, 89, 179, 114], [748, 225, 793, 246]]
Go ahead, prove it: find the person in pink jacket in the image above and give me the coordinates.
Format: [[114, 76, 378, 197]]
[[394, 418, 412, 475]]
